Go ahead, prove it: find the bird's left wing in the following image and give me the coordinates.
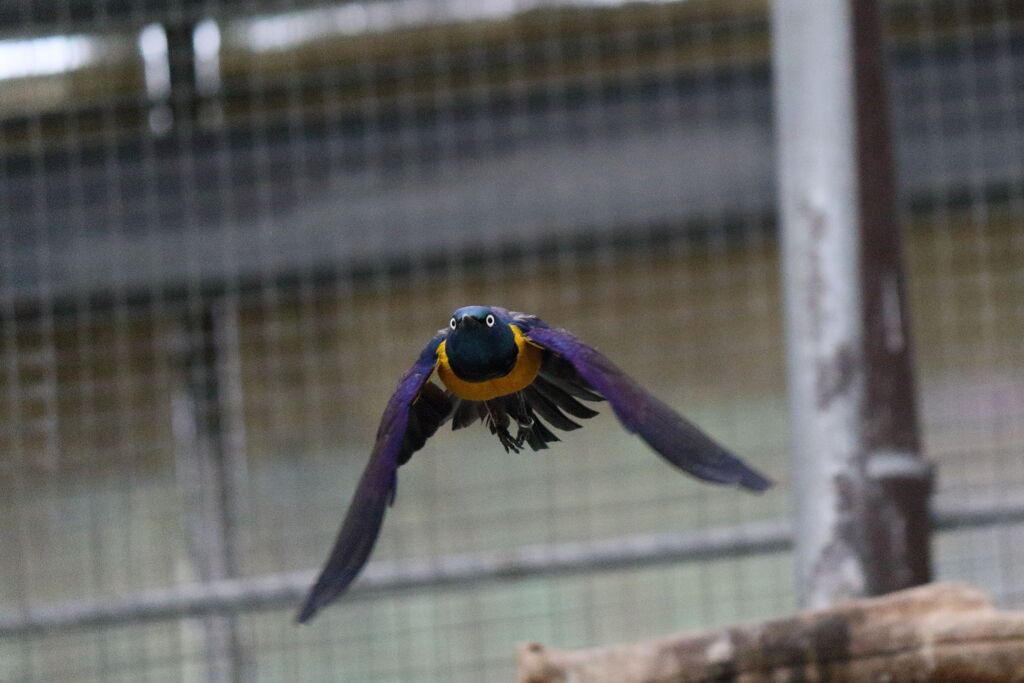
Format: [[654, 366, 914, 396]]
[[523, 324, 772, 492], [297, 333, 450, 623]]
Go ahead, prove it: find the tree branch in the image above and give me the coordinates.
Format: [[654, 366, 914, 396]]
[[518, 582, 1024, 682]]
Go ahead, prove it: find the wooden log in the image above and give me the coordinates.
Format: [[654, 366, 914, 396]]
[[517, 582, 1024, 682]]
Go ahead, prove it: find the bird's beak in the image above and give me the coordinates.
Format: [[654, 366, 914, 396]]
[[458, 315, 481, 330]]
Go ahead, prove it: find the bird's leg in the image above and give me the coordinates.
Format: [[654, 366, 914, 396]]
[[512, 418, 532, 450], [483, 400, 519, 453], [511, 393, 534, 450]]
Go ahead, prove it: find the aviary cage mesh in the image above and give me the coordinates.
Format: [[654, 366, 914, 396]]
[[0, 0, 1021, 681]]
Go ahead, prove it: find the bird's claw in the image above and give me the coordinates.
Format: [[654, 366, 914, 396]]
[[494, 423, 532, 454]]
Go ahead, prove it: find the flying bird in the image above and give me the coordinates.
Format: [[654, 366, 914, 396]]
[[297, 305, 772, 622]]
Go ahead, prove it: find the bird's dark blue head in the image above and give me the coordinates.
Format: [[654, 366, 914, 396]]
[[445, 306, 518, 382]]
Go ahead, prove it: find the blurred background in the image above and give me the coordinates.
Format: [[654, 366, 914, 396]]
[[0, 0, 1022, 680]]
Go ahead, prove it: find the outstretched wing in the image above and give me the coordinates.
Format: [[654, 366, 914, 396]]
[[524, 324, 772, 492], [297, 333, 451, 623]]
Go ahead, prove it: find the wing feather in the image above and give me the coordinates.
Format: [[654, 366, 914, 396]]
[[524, 325, 773, 492], [297, 333, 450, 623]]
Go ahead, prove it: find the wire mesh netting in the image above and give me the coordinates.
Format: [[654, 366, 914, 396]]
[[892, 0, 1024, 605], [0, 0, 1022, 681]]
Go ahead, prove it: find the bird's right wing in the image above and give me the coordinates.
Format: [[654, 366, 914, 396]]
[[297, 332, 451, 623]]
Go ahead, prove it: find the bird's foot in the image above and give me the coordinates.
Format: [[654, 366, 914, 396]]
[[494, 420, 533, 454], [486, 404, 534, 453], [509, 416, 534, 452], [495, 426, 521, 454]]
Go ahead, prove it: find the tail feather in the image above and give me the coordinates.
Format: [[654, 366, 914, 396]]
[[451, 399, 482, 430], [531, 375, 600, 419], [522, 385, 582, 431]]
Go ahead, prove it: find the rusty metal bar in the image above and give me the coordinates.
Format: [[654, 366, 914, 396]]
[[773, 0, 931, 609], [851, 0, 933, 596]]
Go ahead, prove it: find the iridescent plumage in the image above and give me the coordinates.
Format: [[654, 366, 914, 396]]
[[297, 306, 772, 622]]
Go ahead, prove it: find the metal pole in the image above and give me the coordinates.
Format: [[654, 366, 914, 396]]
[[170, 301, 248, 683], [774, 0, 866, 609], [773, 0, 931, 609], [851, 0, 932, 596]]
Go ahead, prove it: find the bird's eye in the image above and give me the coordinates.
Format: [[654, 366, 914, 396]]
[[485, 314, 495, 327], [449, 317, 457, 330]]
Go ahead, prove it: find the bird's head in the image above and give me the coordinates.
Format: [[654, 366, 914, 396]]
[[445, 306, 518, 381]]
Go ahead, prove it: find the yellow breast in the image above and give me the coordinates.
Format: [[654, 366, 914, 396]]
[[436, 325, 543, 401]]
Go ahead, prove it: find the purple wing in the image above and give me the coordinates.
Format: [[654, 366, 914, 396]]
[[524, 325, 772, 492], [297, 333, 450, 623]]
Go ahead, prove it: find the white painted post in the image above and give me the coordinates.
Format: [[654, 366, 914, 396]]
[[773, 0, 867, 609]]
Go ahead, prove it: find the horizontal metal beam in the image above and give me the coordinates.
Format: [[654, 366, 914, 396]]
[[0, 520, 791, 637], [3, 497, 1023, 637], [932, 492, 1024, 531]]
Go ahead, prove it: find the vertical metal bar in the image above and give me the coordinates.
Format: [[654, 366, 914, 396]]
[[852, 0, 933, 595], [166, 20, 200, 126], [210, 298, 251, 588], [773, 0, 931, 609], [773, 0, 866, 609], [170, 301, 247, 683]]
